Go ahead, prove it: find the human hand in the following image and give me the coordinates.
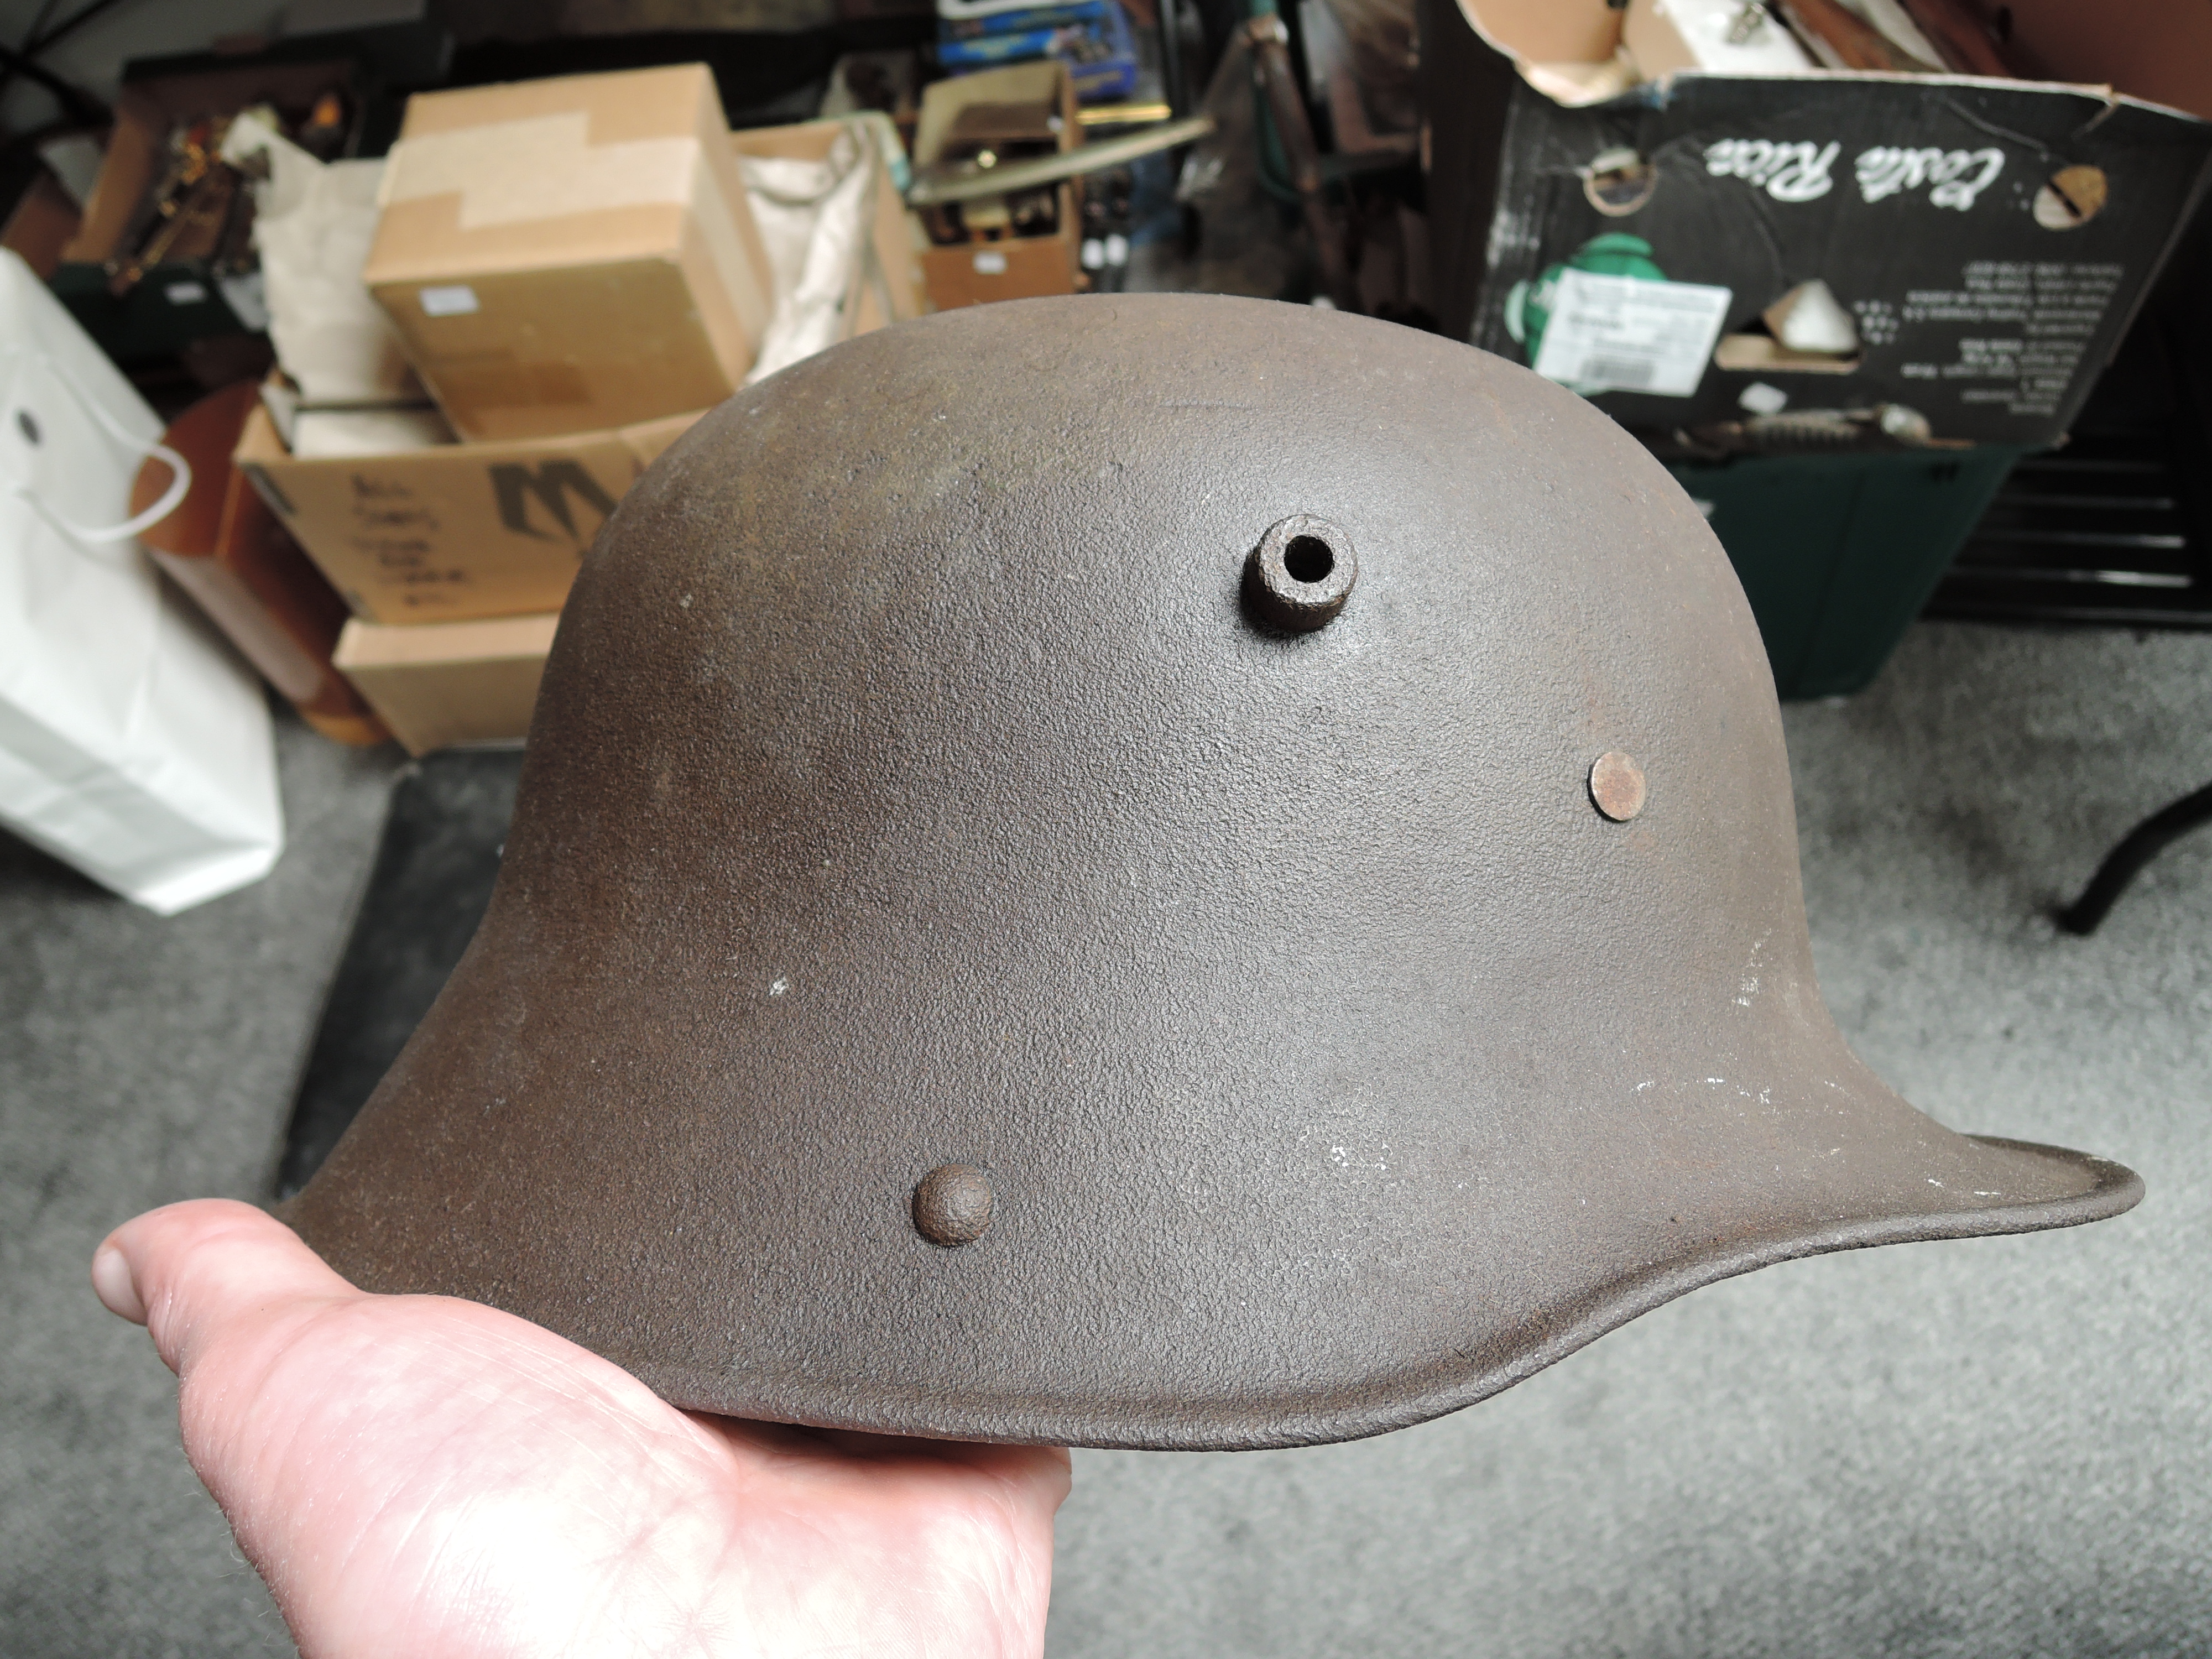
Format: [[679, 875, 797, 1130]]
[[93, 1199, 1070, 1658]]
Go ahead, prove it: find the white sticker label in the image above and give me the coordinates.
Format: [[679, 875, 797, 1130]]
[[419, 284, 480, 316], [1532, 269, 1732, 398], [164, 281, 207, 305], [972, 250, 1008, 275]]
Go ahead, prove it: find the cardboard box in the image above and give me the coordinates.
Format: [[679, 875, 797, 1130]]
[[236, 401, 701, 623], [733, 118, 927, 337], [1421, 0, 2212, 446], [364, 64, 776, 442], [138, 382, 389, 747], [241, 113, 922, 623], [333, 612, 559, 755], [912, 62, 1082, 310], [1, 169, 81, 281]]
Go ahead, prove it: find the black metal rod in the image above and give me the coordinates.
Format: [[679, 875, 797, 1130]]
[[0, 0, 126, 120], [1245, 13, 1357, 311], [28, 0, 134, 57], [0, 36, 104, 124], [2056, 778, 2212, 935], [1157, 0, 1188, 116], [0, 0, 64, 107]]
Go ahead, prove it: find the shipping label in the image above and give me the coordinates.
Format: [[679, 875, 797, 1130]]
[[1532, 270, 1734, 398]]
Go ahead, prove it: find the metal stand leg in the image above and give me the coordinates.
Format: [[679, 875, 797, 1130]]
[[1158, 0, 1188, 114], [2056, 779, 2212, 935], [1245, 12, 1358, 312]]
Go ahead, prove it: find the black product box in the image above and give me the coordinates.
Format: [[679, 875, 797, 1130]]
[[1421, 0, 2212, 447]]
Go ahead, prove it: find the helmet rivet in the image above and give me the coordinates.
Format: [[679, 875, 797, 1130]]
[[914, 1165, 993, 1246], [1244, 514, 1357, 633], [1589, 752, 1647, 822]]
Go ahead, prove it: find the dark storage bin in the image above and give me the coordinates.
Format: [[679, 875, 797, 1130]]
[[1669, 446, 2025, 700], [51, 51, 388, 366], [49, 260, 260, 363]]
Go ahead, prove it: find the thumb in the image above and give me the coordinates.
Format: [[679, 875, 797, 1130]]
[[92, 1198, 359, 1378]]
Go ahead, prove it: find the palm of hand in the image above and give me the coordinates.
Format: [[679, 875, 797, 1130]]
[[95, 1200, 1070, 1659]]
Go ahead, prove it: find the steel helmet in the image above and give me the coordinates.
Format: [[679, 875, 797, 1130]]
[[287, 295, 2139, 1450]]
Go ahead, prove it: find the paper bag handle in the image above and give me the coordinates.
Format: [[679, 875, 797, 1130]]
[[1, 345, 192, 544]]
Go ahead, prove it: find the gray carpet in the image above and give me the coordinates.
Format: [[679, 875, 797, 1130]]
[[2, 620, 2207, 1657], [0, 722, 400, 1656]]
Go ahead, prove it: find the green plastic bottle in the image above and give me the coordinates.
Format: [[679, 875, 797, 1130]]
[[1503, 233, 1670, 374]]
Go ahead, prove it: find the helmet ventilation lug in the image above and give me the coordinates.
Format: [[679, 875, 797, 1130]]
[[1244, 514, 1357, 634]]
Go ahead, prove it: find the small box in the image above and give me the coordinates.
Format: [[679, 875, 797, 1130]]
[[363, 64, 776, 441], [912, 61, 1082, 311], [234, 400, 702, 623], [937, 1, 1140, 104], [333, 611, 559, 755], [732, 118, 927, 340]]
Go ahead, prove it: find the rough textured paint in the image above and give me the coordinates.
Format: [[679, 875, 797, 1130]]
[[285, 295, 2138, 1451]]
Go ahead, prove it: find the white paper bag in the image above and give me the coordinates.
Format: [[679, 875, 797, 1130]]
[[0, 250, 285, 914]]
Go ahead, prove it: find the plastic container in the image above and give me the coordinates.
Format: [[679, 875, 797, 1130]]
[[1668, 445, 2026, 700]]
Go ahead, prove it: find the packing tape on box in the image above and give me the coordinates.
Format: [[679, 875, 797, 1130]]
[[380, 112, 700, 228], [378, 109, 773, 346]]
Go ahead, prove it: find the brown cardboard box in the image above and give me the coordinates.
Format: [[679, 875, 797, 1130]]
[[333, 612, 559, 755], [247, 111, 923, 625], [921, 232, 1082, 311], [364, 64, 775, 442], [2, 170, 81, 280], [912, 62, 1081, 311], [235, 402, 703, 623]]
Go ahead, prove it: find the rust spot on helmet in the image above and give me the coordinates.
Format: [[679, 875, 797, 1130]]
[[1590, 752, 1647, 821]]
